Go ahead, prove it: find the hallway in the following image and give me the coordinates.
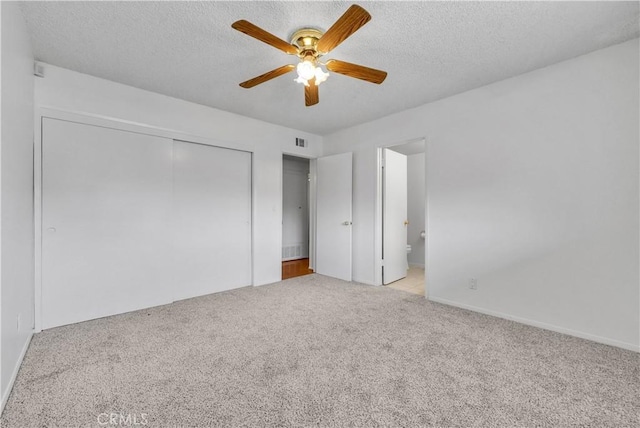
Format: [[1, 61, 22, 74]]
[[282, 258, 313, 280]]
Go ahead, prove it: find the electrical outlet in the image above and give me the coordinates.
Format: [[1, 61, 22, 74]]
[[469, 278, 477, 290]]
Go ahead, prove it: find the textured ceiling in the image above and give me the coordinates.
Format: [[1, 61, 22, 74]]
[[18, 1, 639, 135]]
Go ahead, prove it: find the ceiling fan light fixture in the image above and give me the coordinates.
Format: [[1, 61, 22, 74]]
[[233, 5, 385, 106], [294, 75, 310, 87], [314, 66, 329, 85], [295, 58, 329, 87], [296, 60, 316, 81]]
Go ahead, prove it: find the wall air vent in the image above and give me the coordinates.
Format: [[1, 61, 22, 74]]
[[295, 138, 306, 148]]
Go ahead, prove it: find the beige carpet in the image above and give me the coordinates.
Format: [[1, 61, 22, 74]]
[[2, 274, 638, 427]]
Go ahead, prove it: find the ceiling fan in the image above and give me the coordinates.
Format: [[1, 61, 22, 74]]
[[231, 4, 387, 107]]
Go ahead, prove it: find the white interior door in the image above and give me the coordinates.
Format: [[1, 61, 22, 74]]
[[173, 141, 252, 301], [316, 152, 352, 281], [42, 118, 174, 329], [383, 148, 408, 284]]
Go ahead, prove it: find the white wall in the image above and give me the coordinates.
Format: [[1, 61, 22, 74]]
[[324, 39, 639, 350], [1, 1, 35, 409], [35, 64, 323, 291], [407, 153, 425, 267]]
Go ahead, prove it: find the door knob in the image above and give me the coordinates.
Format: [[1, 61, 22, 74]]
[[342, 221, 352, 226], [403, 220, 409, 226]]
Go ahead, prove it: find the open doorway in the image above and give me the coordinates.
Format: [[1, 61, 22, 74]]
[[282, 155, 313, 279], [380, 140, 426, 295]]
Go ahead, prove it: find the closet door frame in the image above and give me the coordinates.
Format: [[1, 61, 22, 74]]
[[34, 108, 255, 331]]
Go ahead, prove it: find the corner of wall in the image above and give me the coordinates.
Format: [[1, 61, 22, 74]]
[[0, 332, 32, 414], [1, 0, 36, 415]]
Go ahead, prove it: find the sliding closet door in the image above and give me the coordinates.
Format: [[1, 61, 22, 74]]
[[42, 118, 174, 329], [173, 141, 252, 300]]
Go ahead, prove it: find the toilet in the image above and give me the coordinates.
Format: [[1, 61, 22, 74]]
[[406, 244, 412, 270]]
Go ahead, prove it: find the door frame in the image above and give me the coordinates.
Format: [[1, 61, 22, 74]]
[[34, 107, 256, 331], [279, 154, 317, 276], [375, 138, 429, 296], [281, 154, 313, 266]]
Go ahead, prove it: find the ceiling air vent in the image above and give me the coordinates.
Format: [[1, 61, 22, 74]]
[[295, 137, 306, 148], [34, 62, 45, 78]]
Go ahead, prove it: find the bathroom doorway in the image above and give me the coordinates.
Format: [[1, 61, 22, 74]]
[[380, 140, 426, 295], [282, 155, 313, 279]]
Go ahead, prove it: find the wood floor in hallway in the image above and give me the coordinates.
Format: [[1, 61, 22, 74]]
[[282, 258, 314, 280]]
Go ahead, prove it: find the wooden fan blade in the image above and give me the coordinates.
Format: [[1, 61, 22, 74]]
[[305, 78, 319, 106], [232, 20, 298, 55], [316, 5, 371, 54], [239, 64, 296, 88], [325, 59, 387, 84]]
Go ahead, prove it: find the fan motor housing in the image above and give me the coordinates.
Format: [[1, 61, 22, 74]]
[[290, 28, 324, 59]]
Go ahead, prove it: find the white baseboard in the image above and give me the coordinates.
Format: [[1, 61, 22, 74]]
[[408, 263, 425, 268], [428, 297, 639, 353], [1, 331, 33, 415], [352, 276, 375, 286]]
